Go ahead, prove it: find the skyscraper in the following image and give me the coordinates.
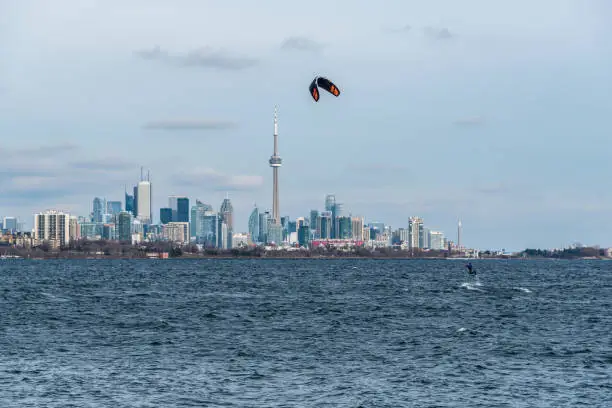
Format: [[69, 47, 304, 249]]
[[106, 201, 122, 216], [92, 197, 105, 222], [191, 200, 213, 241], [248, 205, 260, 244], [168, 196, 178, 219], [125, 187, 135, 216], [3, 217, 17, 232], [408, 216, 424, 249], [351, 217, 364, 241], [268, 107, 282, 224], [325, 194, 335, 212], [457, 220, 462, 249], [132, 186, 138, 217], [160, 208, 173, 224], [220, 197, 233, 248], [117, 211, 132, 242], [176, 197, 189, 223], [135, 168, 152, 224]]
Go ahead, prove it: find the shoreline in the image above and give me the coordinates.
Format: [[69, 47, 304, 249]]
[[2, 244, 607, 261], [2, 254, 608, 261]]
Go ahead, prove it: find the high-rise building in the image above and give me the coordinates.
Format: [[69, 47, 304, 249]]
[[201, 212, 220, 248], [296, 217, 306, 231], [219, 221, 229, 249], [168, 196, 178, 220], [69, 216, 80, 241], [169, 195, 188, 221], [106, 201, 122, 215], [258, 211, 270, 243], [281, 215, 289, 241], [268, 107, 282, 225], [79, 222, 102, 240], [325, 194, 335, 211], [422, 227, 431, 249], [396, 227, 409, 244], [2, 217, 17, 232], [117, 211, 132, 242], [220, 198, 233, 231], [191, 200, 212, 240], [92, 197, 105, 223], [332, 202, 343, 239], [408, 216, 424, 249], [267, 224, 283, 245], [132, 186, 138, 217], [351, 217, 365, 241], [429, 231, 445, 250], [135, 169, 152, 224], [160, 208, 173, 224], [125, 190, 135, 216], [457, 220, 462, 249], [163, 222, 190, 243], [337, 216, 352, 239], [248, 205, 260, 244], [34, 210, 70, 248], [220, 197, 233, 248], [319, 211, 332, 239], [298, 225, 311, 247], [176, 197, 189, 223]]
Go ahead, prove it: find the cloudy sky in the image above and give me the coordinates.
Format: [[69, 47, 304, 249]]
[[1, 0, 611, 250]]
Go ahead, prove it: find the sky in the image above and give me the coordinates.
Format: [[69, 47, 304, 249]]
[[1, 0, 611, 250]]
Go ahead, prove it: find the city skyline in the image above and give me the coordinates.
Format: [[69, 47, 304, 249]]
[[2, 114, 463, 251], [1, 1, 611, 250]]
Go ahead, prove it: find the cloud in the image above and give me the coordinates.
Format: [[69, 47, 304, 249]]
[[142, 119, 237, 131], [134, 45, 258, 70], [280, 36, 326, 52], [423, 26, 454, 40], [0, 143, 80, 158], [0, 153, 136, 205], [69, 157, 135, 171], [454, 116, 485, 126], [0, 171, 126, 204], [172, 167, 264, 191]]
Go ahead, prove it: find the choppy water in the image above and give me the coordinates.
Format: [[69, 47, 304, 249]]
[[0, 259, 610, 407]]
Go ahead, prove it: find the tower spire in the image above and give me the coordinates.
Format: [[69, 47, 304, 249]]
[[457, 219, 462, 250], [274, 105, 278, 139], [269, 105, 282, 225]]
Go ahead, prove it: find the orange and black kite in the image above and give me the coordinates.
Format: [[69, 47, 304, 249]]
[[309, 76, 341, 102]]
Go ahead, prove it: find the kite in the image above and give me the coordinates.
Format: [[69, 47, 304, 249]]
[[309, 76, 341, 102]]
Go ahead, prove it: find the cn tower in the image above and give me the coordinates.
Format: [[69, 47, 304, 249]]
[[268, 106, 282, 224]]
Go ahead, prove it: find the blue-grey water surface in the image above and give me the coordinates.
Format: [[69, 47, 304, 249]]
[[0, 259, 610, 407]]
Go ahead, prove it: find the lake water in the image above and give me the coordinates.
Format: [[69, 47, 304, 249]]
[[0, 259, 610, 407]]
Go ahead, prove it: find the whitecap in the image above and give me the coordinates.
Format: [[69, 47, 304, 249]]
[[513, 287, 532, 294]]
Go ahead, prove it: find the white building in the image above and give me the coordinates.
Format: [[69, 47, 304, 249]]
[[351, 217, 364, 241], [34, 210, 71, 248], [136, 180, 152, 224], [163, 222, 189, 243], [429, 231, 445, 250], [69, 216, 80, 241]]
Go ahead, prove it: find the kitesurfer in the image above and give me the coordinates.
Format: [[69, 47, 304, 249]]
[[465, 262, 476, 275]]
